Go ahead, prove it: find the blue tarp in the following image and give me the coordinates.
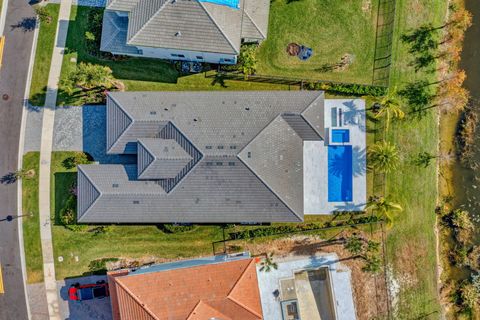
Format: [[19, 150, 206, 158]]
[[199, 0, 240, 9]]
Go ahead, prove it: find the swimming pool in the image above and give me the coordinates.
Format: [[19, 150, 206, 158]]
[[199, 0, 240, 9], [331, 129, 350, 143], [328, 146, 353, 202]]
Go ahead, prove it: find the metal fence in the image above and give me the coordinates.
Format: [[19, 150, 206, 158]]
[[373, 0, 397, 87]]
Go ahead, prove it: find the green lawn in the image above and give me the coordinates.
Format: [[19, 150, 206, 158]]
[[22, 152, 43, 283], [255, 0, 377, 84], [29, 4, 60, 106], [386, 0, 448, 317], [57, 6, 291, 105]]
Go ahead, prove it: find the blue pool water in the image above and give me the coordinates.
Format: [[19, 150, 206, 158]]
[[328, 146, 353, 202], [199, 0, 240, 9], [331, 129, 350, 143]]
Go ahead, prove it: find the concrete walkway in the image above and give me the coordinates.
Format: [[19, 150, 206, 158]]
[[39, 0, 72, 319]]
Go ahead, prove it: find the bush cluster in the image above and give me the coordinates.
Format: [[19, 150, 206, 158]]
[[303, 81, 387, 97], [158, 224, 195, 233], [228, 216, 378, 240]]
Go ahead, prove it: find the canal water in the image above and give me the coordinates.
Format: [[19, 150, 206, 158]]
[[450, 0, 480, 282], [454, 0, 480, 228]]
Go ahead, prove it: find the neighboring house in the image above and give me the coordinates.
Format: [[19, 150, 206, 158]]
[[100, 0, 270, 64], [77, 91, 366, 224], [107, 253, 263, 320]]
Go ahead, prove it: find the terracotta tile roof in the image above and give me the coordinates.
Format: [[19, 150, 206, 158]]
[[108, 258, 263, 320]]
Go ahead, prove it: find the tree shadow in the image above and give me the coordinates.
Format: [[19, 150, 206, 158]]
[[10, 17, 37, 32], [0, 172, 17, 185]]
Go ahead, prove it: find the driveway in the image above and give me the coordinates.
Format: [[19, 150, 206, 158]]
[[58, 275, 112, 320], [0, 0, 36, 319]]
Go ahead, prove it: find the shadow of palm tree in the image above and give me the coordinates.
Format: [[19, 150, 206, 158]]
[[0, 172, 17, 185], [11, 17, 37, 32], [342, 100, 366, 132]]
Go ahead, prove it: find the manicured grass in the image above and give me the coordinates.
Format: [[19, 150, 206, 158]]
[[22, 152, 43, 283], [255, 0, 377, 84], [29, 4, 60, 106], [57, 6, 291, 105], [386, 0, 448, 317]]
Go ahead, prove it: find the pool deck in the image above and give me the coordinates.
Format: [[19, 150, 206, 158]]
[[256, 254, 356, 320], [304, 99, 367, 214]]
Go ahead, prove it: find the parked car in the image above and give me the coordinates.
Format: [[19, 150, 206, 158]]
[[68, 280, 109, 301]]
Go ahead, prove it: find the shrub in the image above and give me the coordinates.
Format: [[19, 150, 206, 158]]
[[344, 235, 363, 255], [35, 6, 52, 24], [60, 208, 75, 225], [85, 31, 96, 42], [459, 281, 479, 311], [238, 45, 258, 77], [159, 224, 195, 233], [62, 152, 90, 169], [88, 257, 119, 274], [304, 81, 387, 97]]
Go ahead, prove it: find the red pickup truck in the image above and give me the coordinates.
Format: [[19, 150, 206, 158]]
[[69, 281, 109, 301]]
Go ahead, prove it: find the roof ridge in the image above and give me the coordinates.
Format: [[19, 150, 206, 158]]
[[76, 166, 102, 222], [115, 277, 161, 320], [137, 139, 156, 178], [237, 116, 304, 222], [186, 300, 232, 320], [242, 9, 266, 39], [226, 259, 263, 319], [127, 0, 169, 45], [198, 0, 240, 54], [106, 94, 134, 154]]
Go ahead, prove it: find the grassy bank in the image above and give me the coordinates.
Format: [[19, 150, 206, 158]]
[[256, 0, 377, 84], [386, 0, 448, 316], [29, 4, 60, 106], [22, 152, 43, 283]]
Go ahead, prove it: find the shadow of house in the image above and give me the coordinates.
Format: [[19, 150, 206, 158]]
[[54, 172, 77, 225], [82, 106, 136, 164]]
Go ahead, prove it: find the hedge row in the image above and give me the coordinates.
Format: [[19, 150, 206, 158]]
[[303, 81, 387, 97], [228, 216, 380, 240]]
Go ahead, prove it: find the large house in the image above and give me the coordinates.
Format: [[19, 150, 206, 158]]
[[100, 0, 270, 64], [107, 254, 262, 320], [77, 91, 366, 224]]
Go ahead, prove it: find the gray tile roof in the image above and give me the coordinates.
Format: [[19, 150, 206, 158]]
[[106, 0, 140, 11], [100, 10, 142, 55], [241, 0, 269, 39], [102, 0, 269, 56], [77, 91, 325, 223]]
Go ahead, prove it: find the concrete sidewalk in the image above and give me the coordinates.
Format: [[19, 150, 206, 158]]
[[39, 0, 72, 319]]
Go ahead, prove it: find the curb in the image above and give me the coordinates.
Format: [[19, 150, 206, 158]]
[[0, 0, 8, 36], [16, 19, 40, 320]]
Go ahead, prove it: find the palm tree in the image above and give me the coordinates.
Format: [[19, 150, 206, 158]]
[[367, 141, 400, 173], [375, 88, 405, 132], [259, 253, 278, 272], [412, 151, 437, 168], [366, 195, 403, 228]]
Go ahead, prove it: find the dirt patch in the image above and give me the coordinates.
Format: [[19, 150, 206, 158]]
[[362, 0, 372, 13]]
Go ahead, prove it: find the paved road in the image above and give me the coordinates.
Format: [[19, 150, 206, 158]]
[[0, 0, 36, 319]]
